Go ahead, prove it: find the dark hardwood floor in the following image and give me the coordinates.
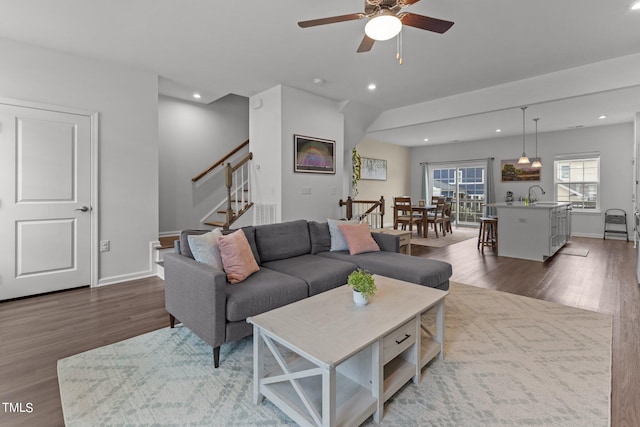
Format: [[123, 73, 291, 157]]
[[1, 234, 638, 426]]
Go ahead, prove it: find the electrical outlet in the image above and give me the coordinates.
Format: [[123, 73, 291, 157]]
[[100, 240, 110, 252]]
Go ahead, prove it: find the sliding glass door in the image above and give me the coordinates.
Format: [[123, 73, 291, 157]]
[[431, 164, 486, 226]]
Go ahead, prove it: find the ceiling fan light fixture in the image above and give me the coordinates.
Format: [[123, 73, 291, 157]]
[[365, 10, 402, 41]]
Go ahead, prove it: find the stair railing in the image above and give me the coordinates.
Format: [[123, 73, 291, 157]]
[[339, 196, 385, 228], [193, 140, 254, 230], [224, 152, 253, 228], [192, 139, 249, 183]]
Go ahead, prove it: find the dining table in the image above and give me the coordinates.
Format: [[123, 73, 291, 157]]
[[413, 204, 436, 237]]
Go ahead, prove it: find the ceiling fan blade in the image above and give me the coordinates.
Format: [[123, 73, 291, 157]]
[[401, 0, 422, 6], [298, 13, 364, 28], [400, 13, 454, 34], [357, 35, 375, 53]]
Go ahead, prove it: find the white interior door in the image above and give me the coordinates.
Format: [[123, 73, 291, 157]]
[[0, 103, 92, 300]]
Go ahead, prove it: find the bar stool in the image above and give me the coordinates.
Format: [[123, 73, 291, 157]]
[[477, 217, 498, 252]]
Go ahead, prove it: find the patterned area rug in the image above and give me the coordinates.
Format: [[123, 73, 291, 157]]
[[410, 226, 479, 248], [58, 282, 612, 426]]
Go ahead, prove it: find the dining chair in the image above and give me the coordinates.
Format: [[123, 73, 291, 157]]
[[393, 196, 423, 236], [439, 202, 453, 235], [425, 199, 445, 238]]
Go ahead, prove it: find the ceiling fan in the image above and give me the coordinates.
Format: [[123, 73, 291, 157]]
[[297, 0, 454, 53]]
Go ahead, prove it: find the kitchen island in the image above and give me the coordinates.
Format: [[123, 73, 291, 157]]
[[486, 202, 572, 262]]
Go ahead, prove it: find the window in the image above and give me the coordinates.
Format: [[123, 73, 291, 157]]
[[431, 165, 486, 225], [554, 155, 599, 211]]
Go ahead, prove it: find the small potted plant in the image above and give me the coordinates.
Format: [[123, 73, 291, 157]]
[[348, 269, 376, 306]]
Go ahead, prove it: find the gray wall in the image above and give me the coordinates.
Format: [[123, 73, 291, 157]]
[[281, 86, 344, 222], [410, 122, 634, 237], [158, 94, 249, 233], [0, 38, 159, 284]]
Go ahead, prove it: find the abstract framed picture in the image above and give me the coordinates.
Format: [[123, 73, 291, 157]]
[[360, 157, 387, 181], [501, 159, 541, 181], [294, 134, 335, 174]]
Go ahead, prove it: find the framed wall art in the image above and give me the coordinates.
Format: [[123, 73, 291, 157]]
[[501, 159, 541, 182], [294, 134, 335, 174], [359, 157, 387, 181]]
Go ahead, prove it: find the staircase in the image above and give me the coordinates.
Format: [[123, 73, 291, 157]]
[[193, 140, 254, 230]]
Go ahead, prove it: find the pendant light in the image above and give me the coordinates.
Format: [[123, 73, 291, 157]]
[[517, 106, 530, 164], [531, 118, 542, 168]]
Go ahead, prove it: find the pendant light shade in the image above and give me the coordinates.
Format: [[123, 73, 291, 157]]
[[531, 118, 542, 168], [517, 106, 530, 164]]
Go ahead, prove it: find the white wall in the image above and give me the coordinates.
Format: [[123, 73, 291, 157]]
[[410, 122, 634, 237], [355, 139, 411, 226], [250, 85, 344, 223], [0, 38, 159, 284], [249, 86, 283, 220], [158, 94, 249, 232]]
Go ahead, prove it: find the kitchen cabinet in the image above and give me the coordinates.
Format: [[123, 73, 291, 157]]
[[486, 202, 572, 262]]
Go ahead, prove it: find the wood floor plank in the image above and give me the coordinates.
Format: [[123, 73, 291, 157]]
[[0, 234, 638, 426]]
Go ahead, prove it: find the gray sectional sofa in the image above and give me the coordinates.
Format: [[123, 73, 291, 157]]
[[164, 219, 452, 367]]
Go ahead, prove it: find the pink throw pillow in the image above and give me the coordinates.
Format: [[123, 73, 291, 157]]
[[338, 223, 381, 255], [218, 230, 260, 284]]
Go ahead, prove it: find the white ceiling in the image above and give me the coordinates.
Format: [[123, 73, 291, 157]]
[[1, 0, 639, 146]]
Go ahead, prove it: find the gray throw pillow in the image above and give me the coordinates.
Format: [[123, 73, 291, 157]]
[[187, 228, 224, 270], [327, 218, 357, 251]]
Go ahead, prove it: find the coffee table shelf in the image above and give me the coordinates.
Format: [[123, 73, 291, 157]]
[[382, 355, 416, 402], [420, 331, 443, 369]]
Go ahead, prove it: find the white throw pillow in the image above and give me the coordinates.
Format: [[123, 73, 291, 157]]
[[187, 228, 224, 270]]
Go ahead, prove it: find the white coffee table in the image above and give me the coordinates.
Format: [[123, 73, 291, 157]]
[[247, 274, 448, 427]]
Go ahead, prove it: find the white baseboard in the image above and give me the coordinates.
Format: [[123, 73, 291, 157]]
[[95, 240, 163, 287], [96, 270, 157, 287]]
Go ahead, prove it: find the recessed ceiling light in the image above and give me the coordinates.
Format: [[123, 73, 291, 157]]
[[598, 115, 607, 119], [631, 1, 640, 10], [313, 78, 325, 85], [423, 138, 429, 142], [495, 129, 502, 133], [367, 83, 377, 90], [192, 93, 202, 99]]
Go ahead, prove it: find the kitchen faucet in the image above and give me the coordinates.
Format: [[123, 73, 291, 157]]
[[528, 185, 546, 203]]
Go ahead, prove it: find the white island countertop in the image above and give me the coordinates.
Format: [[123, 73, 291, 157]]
[[486, 201, 572, 209]]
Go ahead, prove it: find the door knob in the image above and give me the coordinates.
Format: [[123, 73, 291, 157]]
[[75, 206, 90, 212]]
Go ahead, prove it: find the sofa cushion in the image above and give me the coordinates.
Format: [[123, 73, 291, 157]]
[[218, 230, 260, 284], [308, 221, 331, 254], [187, 228, 224, 270], [255, 219, 311, 263], [225, 268, 309, 322], [317, 251, 452, 290], [338, 223, 380, 255], [262, 254, 358, 296]]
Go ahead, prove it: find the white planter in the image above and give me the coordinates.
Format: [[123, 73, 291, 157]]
[[353, 290, 369, 306]]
